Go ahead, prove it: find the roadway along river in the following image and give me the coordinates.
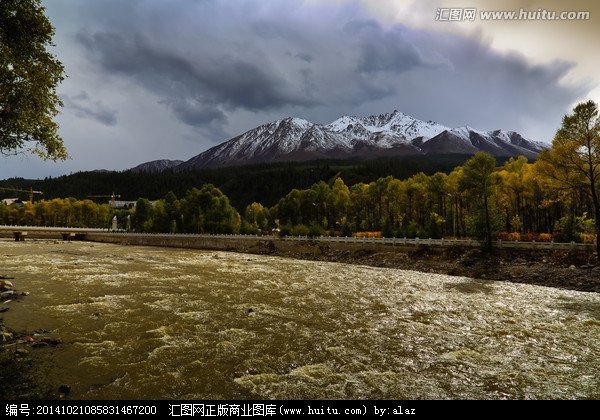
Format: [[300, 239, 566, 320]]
[[1, 239, 598, 399]]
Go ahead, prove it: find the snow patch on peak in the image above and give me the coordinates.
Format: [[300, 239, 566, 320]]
[[282, 117, 313, 129], [450, 126, 477, 139], [452, 125, 470, 132], [328, 111, 449, 142], [326, 115, 361, 132]]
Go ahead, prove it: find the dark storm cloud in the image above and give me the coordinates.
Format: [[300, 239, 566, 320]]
[[61, 91, 117, 126], [76, 29, 318, 135], [72, 0, 592, 142], [344, 19, 439, 74], [166, 99, 227, 127]]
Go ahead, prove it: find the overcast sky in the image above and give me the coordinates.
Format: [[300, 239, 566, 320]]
[[1, 0, 598, 179]]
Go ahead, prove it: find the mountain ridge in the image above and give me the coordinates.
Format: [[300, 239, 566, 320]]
[[132, 111, 546, 171], [131, 159, 184, 173]]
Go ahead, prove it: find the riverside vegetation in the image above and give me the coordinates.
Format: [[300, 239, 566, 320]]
[[1, 103, 600, 250], [0, 156, 596, 246], [0, 152, 597, 247], [3, 101, 599, 252]]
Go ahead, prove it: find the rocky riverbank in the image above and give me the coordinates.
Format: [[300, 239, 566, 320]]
[[243, 240, 600, 293], [0, 277, 63, 399]]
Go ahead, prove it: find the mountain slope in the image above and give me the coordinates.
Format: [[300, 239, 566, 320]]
[[420, 127, 545, 159], [130, 159, 184, 173], [135, 110, 545, 171], [177, 117, 352, 171]]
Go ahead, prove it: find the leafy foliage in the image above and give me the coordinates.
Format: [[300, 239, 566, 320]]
[[0, 0, 66, 159], [538, 100, 600, 252], [0, 197, 111, 227]]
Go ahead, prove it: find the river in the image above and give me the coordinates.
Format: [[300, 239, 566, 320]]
[[1, 239, 598, 399]]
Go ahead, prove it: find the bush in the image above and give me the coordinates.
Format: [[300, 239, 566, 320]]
[[382, 221, 395, 238], [506, 232, 521, 241], [554, 213, 595, 242], [308, 222, 324, 237], [580, 233, 596, 244], [353, 231, 382, 238], [538, 233, 553, 242], [427, 212, 445, 239], [291, 224, 310, 236], [240, 220, 260, 235], [340, 222, 353, 237], [522, 232, 536, 242], [279, 223, 293, 237], [404, 221, 420, 238]]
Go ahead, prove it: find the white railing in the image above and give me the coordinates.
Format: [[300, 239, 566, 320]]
[[0, 224, 108, 233], [0, 225, 594, 250]]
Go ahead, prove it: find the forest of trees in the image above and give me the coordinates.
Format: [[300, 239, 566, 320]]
[[0, 153, 596, 247], [1, 101, 598, 250], [0, 197, 113, 228], [0, 154, 476, 210]]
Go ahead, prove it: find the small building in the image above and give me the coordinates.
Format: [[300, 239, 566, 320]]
[[1, 198, 24, 206], [111, 200, 159, 209], [112, 200, 138, 209]]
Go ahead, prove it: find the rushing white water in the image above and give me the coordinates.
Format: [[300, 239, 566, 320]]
[[1, 239, 598, 399]]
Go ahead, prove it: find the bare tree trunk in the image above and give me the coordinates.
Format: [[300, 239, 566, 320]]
[[484, 193, 492, 251], [590, 181, 600, 255]]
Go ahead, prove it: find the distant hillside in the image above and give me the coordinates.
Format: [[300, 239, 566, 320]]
[[130, 159, 184, 173]]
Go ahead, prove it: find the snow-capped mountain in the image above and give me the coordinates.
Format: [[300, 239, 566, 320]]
[[135, 111, 546, 171]]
